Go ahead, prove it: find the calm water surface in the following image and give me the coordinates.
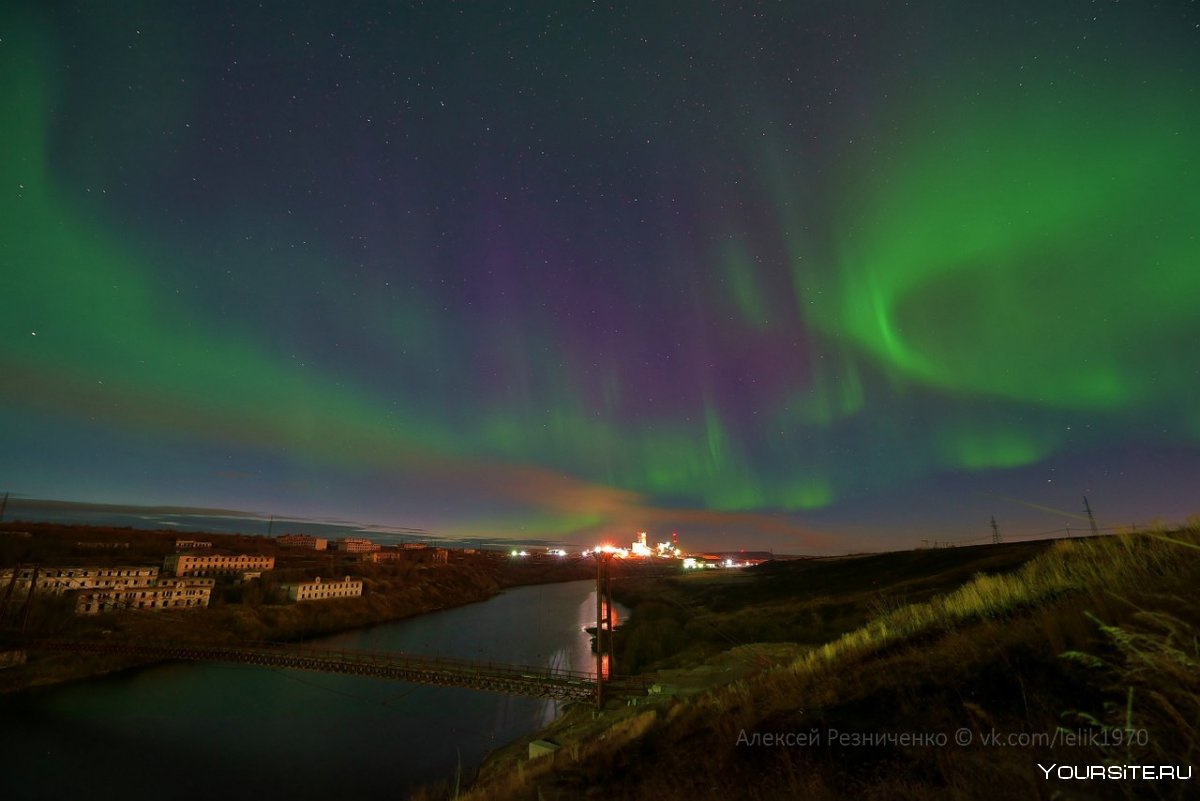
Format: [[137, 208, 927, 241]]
[[0, 580, 622, 800]]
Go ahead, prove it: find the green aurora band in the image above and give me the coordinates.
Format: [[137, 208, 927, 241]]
[[3, 5, 1199, 541], [820, 73, 1200, 411]]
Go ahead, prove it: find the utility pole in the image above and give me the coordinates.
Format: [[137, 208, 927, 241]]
[[19, 565, 39, 634], [1083, 497, 1100, 536], [1, 563, 20, 624], [991, 515, 1002, 545], [0, 491, 8, 522]]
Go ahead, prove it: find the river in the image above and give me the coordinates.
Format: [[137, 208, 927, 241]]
[[0, 579, 624, 800]]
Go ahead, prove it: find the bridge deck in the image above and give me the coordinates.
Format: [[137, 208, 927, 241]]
[[21, 638, 648, 701]]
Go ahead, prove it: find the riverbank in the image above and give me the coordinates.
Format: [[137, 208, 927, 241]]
[[1, 579, 612, 801], [1, 565, 494, 693], [0, 521, 594, 694]]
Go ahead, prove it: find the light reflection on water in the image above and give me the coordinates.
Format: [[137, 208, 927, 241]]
[[0, 580, 627, 800]]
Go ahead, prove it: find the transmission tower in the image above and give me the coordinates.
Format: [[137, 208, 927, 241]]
[[1083, 496, 1100, 536], [990, 515, 1002, 545]]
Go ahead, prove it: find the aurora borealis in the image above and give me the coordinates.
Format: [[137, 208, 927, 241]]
[[3, 2, 1198, 551]]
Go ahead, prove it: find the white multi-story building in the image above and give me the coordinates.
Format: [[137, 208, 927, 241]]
[[330, 537, 380, 553], [359, 548, 448, 565], [277, 534, 328, 551], [280, 575, 363, 602], [0, 565, 159, 595], [75, 578, 215, 615], [164, 553, 275, 577], [359, 550, 406, 563], [174, 539, 212, 550]]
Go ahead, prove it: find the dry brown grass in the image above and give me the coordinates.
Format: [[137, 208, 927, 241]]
[[779, 530, 1193, 684], [449, 529, 1200, 801]]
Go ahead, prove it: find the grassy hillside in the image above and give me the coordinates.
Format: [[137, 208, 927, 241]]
[[610, 540, 1059, 674], [451, 529, 1199, 801]]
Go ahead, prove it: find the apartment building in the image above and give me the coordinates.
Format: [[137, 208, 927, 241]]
[[359, 548, 448, 565], [75, 578, 215, 615], [174, 539, 212, 550], [330, 538, 380, 553], [0, 565, 159, 595], [164, 553, 275, 577], [277, 534, 328, 551], [280, 575, 363, 602]]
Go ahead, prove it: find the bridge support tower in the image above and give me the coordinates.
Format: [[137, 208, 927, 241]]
[[594, 550, 614, 709]]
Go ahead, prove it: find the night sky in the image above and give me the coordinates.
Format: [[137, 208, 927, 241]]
[[3, 2, 1198, 552]]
